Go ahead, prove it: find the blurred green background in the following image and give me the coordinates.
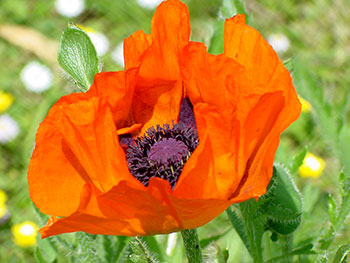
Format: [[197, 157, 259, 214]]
[[0, 0, 349, 262]]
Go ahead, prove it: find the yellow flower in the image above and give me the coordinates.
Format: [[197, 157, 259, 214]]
[[0, 91, 13, 113], [299, 152, 325, 178], [12, 221, 38, 247], [0, 189, 7, 204], [0, 203, 7, 218], [298, 96, 312, 113]]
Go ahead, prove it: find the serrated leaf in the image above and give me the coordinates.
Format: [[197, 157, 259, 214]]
[[333, 244, 350, 263], [328, 194, 337, 226], [58, 25, 99, 92], [143, 236, 166, 262], [130, 237, 159, 263]]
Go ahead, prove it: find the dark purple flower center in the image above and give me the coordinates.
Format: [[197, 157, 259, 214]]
[[148, 138, 189, 165], [122, 98, 198, 189]]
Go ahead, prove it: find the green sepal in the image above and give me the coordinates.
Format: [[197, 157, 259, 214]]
[[258, 164, 303, 235], [58, 25, 99, 92]]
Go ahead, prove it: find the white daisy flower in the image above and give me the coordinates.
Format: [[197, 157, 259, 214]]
[[268, 33, 290, 53], [137, 0, 163, 9], [55, 0, 85, 18], [20, 61, 53, 93], [0, 114, 19, 144], [111, 42, 124, 67], [87, 32, 110, 57]]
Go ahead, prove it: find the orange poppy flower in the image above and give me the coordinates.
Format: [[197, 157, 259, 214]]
[[28, 0, 301, 238]]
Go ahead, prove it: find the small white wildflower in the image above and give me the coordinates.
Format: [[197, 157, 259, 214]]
[[20, 61, 53, 93], [0, 114, 19, 144], [87, 32, 110, 57], [137, 0, 163, 9], [111, 43, 124, 67], [268, 33, 290, 53], [55, 0, 85, 18]]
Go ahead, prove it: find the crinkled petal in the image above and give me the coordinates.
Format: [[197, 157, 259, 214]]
[[28, 97, 86, 217], [87, 70, 136, 128], [124, 30, 152, 71], [181, 21, 301, 201], [42, 94, 139, 193], [182, 42, 242, 109], [40, 178, 231, 237], [131, 0, 190, 134]]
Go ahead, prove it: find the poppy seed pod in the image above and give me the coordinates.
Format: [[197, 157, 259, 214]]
[[28, 0, 301, 238]]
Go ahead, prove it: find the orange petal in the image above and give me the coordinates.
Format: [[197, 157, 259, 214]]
[[224, 15, 288, 94], [174, 103, 239, 199], [40, 178, 231, 237], [124, 30, 152, 71], [28, 100, 86, 216], [87, 70, 136, 128], [139, 0, 190, 81], [182, 42, 243, 108], [132, 0, 190, 133], [45, 95, 139, 193]]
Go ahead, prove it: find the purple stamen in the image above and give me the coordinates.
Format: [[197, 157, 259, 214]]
[[123, 98, 198, 188]]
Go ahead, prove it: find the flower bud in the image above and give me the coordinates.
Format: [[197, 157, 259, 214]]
[[258, 164, 302, 235]]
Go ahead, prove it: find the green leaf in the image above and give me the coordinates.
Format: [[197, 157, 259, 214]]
[[221, 0, 250, 24], [338, 126, 350, 175], [226, 206, 251, 253], [208, 20, 225, 55], [34, 247, 50, 263], [199, 228, 230, 249], [238, 199, 265, 262], [58, 25, 99, 92], [328, 194, 337, 226], [36, 236, 57, 263], [129, 237, 159, 263], [209, 0, 250, 54], [283, 58, 294, 73], [289, 148, 307, 174], [333, 244, 350, 263], [75, 233, 103, 263], [265, 244, 315, 263], [101, 235, 130, 263], [143, 236, 167, 262]]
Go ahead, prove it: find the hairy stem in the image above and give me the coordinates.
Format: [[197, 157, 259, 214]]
[[181, 229, 202, 263]]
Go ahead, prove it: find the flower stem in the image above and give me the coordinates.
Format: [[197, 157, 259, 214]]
[[181, 229, 202, 263]]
